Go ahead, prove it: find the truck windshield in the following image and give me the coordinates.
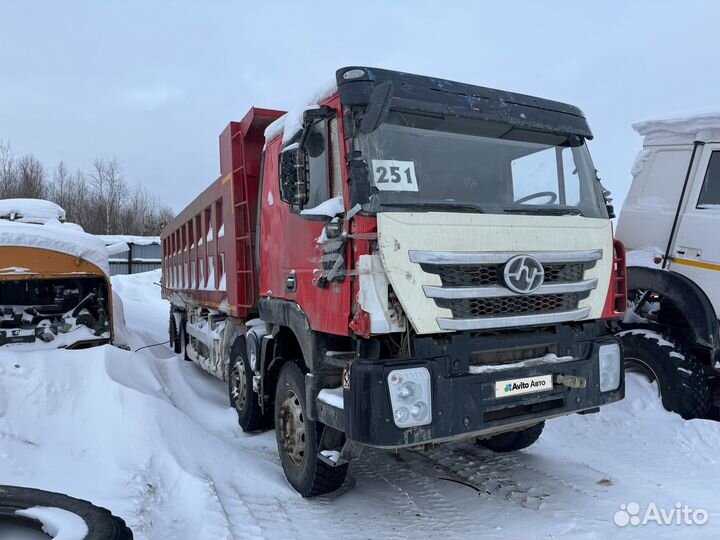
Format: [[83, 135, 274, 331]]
[[355, 112, 607, 218]]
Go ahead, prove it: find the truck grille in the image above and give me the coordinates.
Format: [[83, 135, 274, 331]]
[[422, 262, 588, 288], [409, 250, 602, 331], [436, 293, 581, 319]]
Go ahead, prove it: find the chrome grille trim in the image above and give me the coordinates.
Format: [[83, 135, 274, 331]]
[[423, 278, 598, 299], [437, 308, 591, 330], [409, 249, 602, 265]]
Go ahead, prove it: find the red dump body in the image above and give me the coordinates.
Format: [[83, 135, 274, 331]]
[[160, 107, 284, 318]]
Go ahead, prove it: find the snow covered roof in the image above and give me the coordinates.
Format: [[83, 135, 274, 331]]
[[0, 198, 66, 224], [0, 219, 110, 275], [633, 110, 720, 145], [264, 78, 337, 146], [97, 234, 160, 246]]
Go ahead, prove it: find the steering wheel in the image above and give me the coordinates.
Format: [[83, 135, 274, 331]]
[[514, 191, 558, 204]]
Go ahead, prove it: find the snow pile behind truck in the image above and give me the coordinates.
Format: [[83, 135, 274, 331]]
[[0, 198, 120, 349]]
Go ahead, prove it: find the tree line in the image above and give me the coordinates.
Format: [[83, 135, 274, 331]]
[[0, 141, 174, 235]]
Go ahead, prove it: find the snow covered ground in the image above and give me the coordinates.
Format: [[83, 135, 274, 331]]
[[0, 270, 719, 539]]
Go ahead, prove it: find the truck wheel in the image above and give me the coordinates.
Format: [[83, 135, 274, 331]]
[[0, 485, 133, 539], [275, 361, 348, 497], [179, 314, 191, 361], [618, 329, 712, 419], [226, 337, 270, 431], [168, 311, 180, 354], [477, 422, 545, 452]]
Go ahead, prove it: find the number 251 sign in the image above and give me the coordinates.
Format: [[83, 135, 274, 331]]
[[371, 160, 419, 192]]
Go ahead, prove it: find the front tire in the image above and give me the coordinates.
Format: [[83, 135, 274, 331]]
[[477, 422, 545, 452], [618, 329, 712, 419], [226, 337, 270, 431], [275, 362, 348, 497]]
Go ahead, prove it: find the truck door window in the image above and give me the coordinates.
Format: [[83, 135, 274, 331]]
[[304, 120, 330, 210], [697, 151, 720, 207]]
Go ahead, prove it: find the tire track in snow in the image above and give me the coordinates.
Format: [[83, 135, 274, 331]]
[[349, 449, 478, 537]]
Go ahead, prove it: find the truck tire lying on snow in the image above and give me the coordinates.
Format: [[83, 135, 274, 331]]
[[617, 329, 712, 419], [226, 337, 271, 431], [0, 485, 133, 540], [275, 362, 348, 497], [477, 422, 545, 453]]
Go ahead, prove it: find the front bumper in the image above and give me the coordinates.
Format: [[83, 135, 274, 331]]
[[314, 324, 623, 448]]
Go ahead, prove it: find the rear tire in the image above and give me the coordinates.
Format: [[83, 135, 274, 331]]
[[618, 329, 712, 419], [275, 362, 348, 497], [169, 311, 181, 354], [179, 314, 191, 362], [477, 422, 545, 453], [226, 337, 271, 431]]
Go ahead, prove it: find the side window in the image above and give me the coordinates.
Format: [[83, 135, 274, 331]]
[[304, 120, 330, 210], [697, 151, 720, 207]]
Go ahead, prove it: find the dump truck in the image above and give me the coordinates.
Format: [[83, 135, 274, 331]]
[[616, 111, 720, 419], [0, 199, 114, 349], [161, 67, 626, 497]]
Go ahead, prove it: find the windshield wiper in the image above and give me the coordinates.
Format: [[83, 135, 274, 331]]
[[381, 201, 486, 213], [503, 207, 582, 216]]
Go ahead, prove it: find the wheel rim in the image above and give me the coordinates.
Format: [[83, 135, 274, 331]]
[[625, 357, 662, 398], [279, 389, 306, 466], [230, 360, 247, 412]]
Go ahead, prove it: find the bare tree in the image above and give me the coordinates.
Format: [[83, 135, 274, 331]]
[[89, 158, 127, 234], [61, 170, 91, 229], [15, 154, 47, 199], [50, 161, 71, 210], [1, 146, 173, 235], [0, 141, 17, 198]]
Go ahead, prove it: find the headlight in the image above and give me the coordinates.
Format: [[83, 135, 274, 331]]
[[387, 367, 432, 428], [599, 343, 621, 392]]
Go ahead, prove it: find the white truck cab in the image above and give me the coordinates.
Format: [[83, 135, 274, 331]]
[[617, 112, 720, 419]]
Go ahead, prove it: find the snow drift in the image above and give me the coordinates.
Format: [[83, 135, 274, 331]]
[[0, 269, 719, 539]]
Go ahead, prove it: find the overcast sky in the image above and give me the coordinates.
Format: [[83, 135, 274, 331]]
[[1, 1, 718, 213]]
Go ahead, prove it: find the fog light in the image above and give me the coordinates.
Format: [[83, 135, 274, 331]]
[[397, 382, 418, 400], [394, 407, 409, 423], [388, 367, 432, 428], [599, 343, 621, 392], [410, 401, 428, 419]]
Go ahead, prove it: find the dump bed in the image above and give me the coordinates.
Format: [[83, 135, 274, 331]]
[[161, 107, 285, 318]]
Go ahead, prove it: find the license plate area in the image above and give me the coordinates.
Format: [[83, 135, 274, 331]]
[[495, 374, 553, 398]]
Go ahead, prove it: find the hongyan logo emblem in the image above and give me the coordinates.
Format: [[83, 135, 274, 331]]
[[495, 375, 553, 398]]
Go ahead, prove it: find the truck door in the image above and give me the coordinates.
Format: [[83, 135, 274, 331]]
[[669, 143, 720, 316], [281, 111, 351, 335]]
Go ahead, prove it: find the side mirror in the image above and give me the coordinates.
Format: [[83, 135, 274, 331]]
[[359, 81, 393, 134], [279, 145, 307, 206], [596, 175, 615, 218]]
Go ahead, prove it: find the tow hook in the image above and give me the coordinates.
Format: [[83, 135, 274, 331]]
[[554, 374, 587, 389]]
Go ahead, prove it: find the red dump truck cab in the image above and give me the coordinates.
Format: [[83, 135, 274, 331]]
[[161, 67, 626, 497]]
